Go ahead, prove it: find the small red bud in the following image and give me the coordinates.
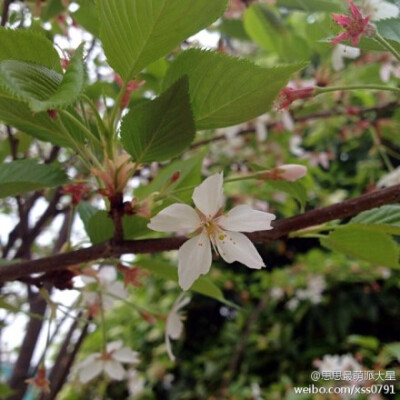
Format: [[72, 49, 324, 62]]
[[170, 171, 180, 183]]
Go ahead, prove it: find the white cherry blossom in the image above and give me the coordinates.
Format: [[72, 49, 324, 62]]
[[165, 293, 191, 361], [75, 341, 140, 383], [148, 173, 276, 290]]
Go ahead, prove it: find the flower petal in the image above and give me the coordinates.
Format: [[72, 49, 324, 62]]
[[104, 360, 126, 381], [192, 173, 224, 218], [113, 348, 140, 364], [178, 232, 212, 290], [166, 312, 184, 340], [217, 205, 276, 233], [165, 332, 176, 361], [148, 204, 200, 233], [106, 340, 122, 353], [216, 231, 265, 269], [79, 360, 103, 383]]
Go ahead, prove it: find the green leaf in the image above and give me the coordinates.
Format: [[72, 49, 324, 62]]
[[163, 49, 306, 129], [0, 160, 68, 198], [72, 0, 100, 37], [137, 257, 233, 305], [348, 204, 400, 235], [97, 0, 227, 81], [86, 210, 114, 244], [0, 60, 61, 105], [375, 18, 400, 43], [243, 4, 311, 61], [0, 27, 62, 73], [267, 180, 307, 208], [0, 45, 85, 113], [120, 77, 195, 163], [0, 97, 86, 147], [123, 215, 150, 239], [321, 227, 400, 269], [134, 153, 204, 204], [77, 201, 99, 228], [29, 44, 86, 112]]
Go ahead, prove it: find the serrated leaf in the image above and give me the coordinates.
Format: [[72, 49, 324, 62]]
[[97, 0, 227, 81], [0, 160, 68, 198], [86, 210, 114, 244], [349, 204, 400, 235], [120, 77, 195, 163], [0, 60, 61, 105], [0, 28, 62, 73], [321, 227, 400, 269], [137, 257, 233, 306], [375, 18, 400, 43], [0, 45, 85, 113], [163, 49, 306, 129], [30, 44, 85, 112]]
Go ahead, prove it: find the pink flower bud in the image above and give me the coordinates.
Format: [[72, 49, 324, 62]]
[[258, 164, 307, 181], [277, 164, 307, 181], [170, 171, 180, 183], [276, 86, 315, 110]]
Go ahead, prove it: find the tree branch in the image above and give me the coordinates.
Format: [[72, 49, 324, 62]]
[[190, 101, 399, 149], [0, 184, 399, 283]]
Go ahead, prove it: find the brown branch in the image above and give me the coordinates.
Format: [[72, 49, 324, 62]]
[[1, 0, 13, 26], [190, 101, 399, 149], [0, 184, 399, 283], [6, 288, 48, 400]]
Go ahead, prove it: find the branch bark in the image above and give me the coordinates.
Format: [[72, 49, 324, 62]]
[[0, 184, 399, 283]]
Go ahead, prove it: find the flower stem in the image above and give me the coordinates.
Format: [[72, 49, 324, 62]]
[[315, 85, 400, 95], [98, 290, 108, 353], [374, 31, 400, 62]]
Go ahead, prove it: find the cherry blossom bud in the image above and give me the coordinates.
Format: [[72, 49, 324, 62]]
[[47, 109, 58, 119], [276, 86, 315, 110], [258, 164, 307, 182], [276, 164, 308, 181], [61, 183, 91, 205], [26, 366, 50, 394], [170, 171, 180, 183]]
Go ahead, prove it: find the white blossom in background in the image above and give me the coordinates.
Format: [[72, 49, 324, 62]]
[[165, 294, 191, 361], [269, 287, 285, 301], [359, 0, 399, 20], [81, 266, 126, 311], [75, 341, 140, 383], [315, 353, 362, 374], [332, 44, 361, 71], [296, 275, 326, 304], [148, 173, 276, 290], [377, 166, 400, 188], [254, 113, 271, 142], [126, 369, 145, 397], [286, 275, 326, 310]]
